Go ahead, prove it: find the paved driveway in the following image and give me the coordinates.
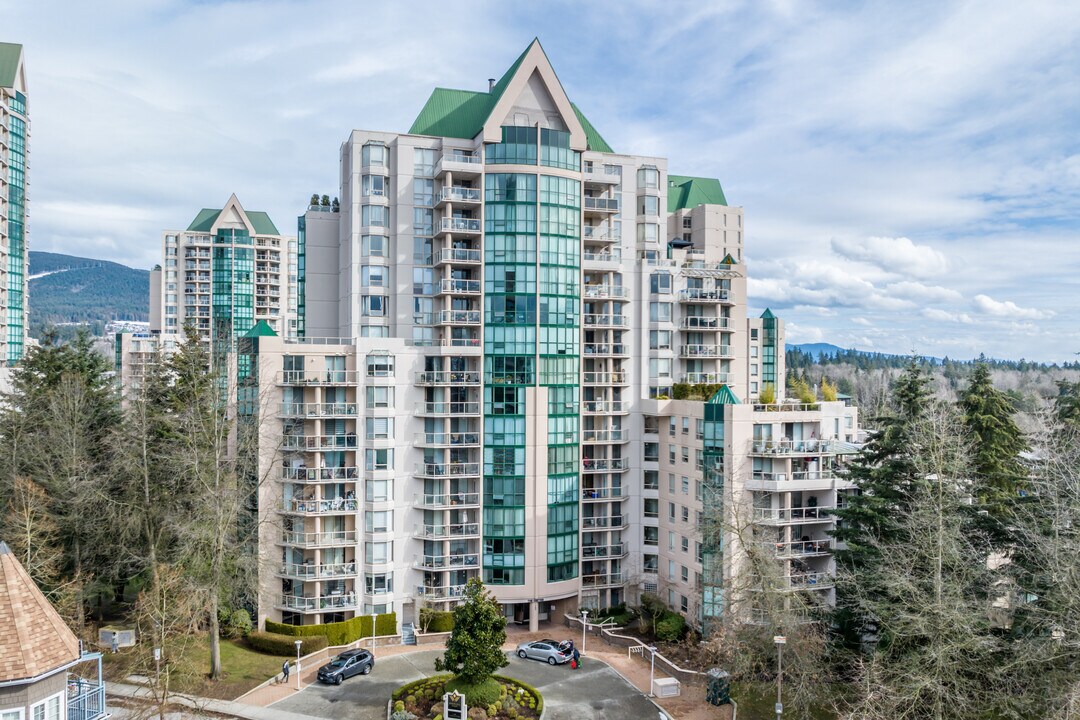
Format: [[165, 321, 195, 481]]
[[272, 648, 658, 720]]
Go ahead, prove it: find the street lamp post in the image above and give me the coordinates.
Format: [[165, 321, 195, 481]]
[[371, 612, 378, 652], [648, 646, 657, 697], [774, 635, 786, 719], [295, 639, 302, 691], [581, 610, 589, 655]]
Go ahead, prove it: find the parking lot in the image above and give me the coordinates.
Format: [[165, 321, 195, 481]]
[[272, 648, 659, 720]]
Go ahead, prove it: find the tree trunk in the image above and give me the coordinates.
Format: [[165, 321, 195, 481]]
[[209, 594, 222, 680]]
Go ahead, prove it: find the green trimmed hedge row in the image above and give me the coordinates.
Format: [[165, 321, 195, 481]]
[[247, 631, 328, 656], [419, 608, 455, 633], [266, 612, 397, 646]]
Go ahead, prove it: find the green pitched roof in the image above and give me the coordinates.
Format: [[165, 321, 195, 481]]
[[707, 385, 741, 405], [243, 320, 278, 338], [408, 39, 613, 152], [0, 43, 22, 89], [667, 175, 728, 212], [760, 308, 776, 319], [186, 208, 280, 235]]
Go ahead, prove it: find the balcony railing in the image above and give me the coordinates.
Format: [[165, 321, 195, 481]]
[[279, 594, 358, 612], [438, 278, 481, 294], [751, 470, 840, 484], [680, 316, 731, 330], [766, 539, 833, 557], [677, 288, 730, 302], [582, 400, 629, 414], [583, 197, 620, 213], [584, 313, 629, 328], [582, 429, 627, 443], [415, 553, 480, 570], [282, 466, 360, 482], [439, 187, 482, 203], [283, 434, 358, 451], [582, 457, 629, 473], [415, 523, 481, 539], [414, 432, 482, 448], [280, 561, 357, 580], [753, 506, 836, 524], [414, 492, 481, 509], [67, 677, 106, 720], [583, 343, 629, 357], [415, 370, 481, 385], [679, 372, 730, 384], [583, 284, 629, 299], [583, 166, 622, 184], [583, 371, 628, 385], [582, 515, 626, 529], [283, 498, 359, 515], [280, 402, 358, 417], [434, 248, 482, 265], [582, 486, 625, 500], [583, 250, 622, 263], [679, 344, 734, 359], [278, 370, 360, 385], [750, 440, 846, 455], [435, 153, 481, 176], [435, 310, 481, 325], [581, 573, 624, 587], [581, 543, 626, 558], [415, 462, 481, 478], [417, 401, 481, 416], [418, 584, 468, 600], [281, 530, 358, 547], [439, 217, 482, 234]]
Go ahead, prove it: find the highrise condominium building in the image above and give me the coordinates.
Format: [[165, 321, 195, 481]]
[[236, 40, 861, 634], [0, 43, 29, 365]]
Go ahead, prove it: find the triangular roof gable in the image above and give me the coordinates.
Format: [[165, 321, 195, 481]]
[[760, 308, 776, 320], [0, 43, 26, 92], [243, 319, 278, 338], [481, 39, 587, 150], [721, 253, 737, 265], [210, 194, 256, 235], [707, 385, 741, 405]]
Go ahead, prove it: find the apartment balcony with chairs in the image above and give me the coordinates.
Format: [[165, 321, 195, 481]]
[[581, 543, 626, 559], [581, 572, 624, 588], [582, 400, 629, 414], [434, 248, 482, 266], [582, 428, 628, 444], [414, 462, 481, 479], [417, 583, 468, 600], [583, 342, 629, 358], [416, 401, 481, 416], [679, 344, 734, 359], [765, 539, 833, 558], [278, 593, 358, 613], [414, 492, 481, 510], [749, 439, 850, 456], [436, 277, 481, 295], [435, 152, 482, 178], [282, 497, 359, 515], [282, 466, 360, 483], [277, 370, 360, 386], [283, 434, 358, 452], [414, 523, 481, 540], [677, 288, 731, 303], [279, 402, 359, 418], [583, 371, 629, 386], [436, 186, 482, 206], [414, 432, 482, 448], [415, 370, 482, 386], [436, 217, 482, 237], [281, 530, 358, 548], [414, 553, 480, 570], [678, 372, 730, 385], [583, 196, 620, 215], [752, 505, 836, 525], [583, 249, 622, 266], [581, 515, 627, 530], [279, 561, 358, 581], [581, 485, 625, 501], [581, 457, 629, 473], [583, 313, 629, 328], [435, 309, 481, 326], [679, 316, 731, 331], [583, 284, 629, 299]]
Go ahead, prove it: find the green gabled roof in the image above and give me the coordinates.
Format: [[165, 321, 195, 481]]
[[407, 39, 613, 152], [0, 43, 22, 89], [242, 319, 278, 338], [667, 175, 728, 213], [186, 208, 280, 236], [707, 385, 741, 405], [760, 308, 776, 319], [721, 253, 737, 265]]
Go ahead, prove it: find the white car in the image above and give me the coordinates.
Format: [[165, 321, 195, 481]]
[[516, 640, 571, 665]]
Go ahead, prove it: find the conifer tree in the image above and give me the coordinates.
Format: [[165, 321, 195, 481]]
[[959, 364, 1027, 515]]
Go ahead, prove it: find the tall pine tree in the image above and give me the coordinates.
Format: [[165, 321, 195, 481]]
[[959, 364, 1027, 516]]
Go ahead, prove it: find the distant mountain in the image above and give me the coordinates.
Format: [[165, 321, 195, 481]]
[[791, 343, 848, 360], [28, 251, 149, 337]]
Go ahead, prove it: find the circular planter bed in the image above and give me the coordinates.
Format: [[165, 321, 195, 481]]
[[392, 674, 543, 720]]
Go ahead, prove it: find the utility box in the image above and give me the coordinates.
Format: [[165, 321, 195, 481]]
[[706, 668, 731, 705], [653, 677, 681, 697], [99, 626, 136, 649]]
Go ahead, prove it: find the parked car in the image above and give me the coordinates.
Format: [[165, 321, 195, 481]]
[[516, 640, 571, 665], [317, 649, 374, 684]]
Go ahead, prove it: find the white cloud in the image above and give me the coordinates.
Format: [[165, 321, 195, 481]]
[[886, 281, 962, 303], [831, 236, 949, 278], [972, 294, 1055, 320], [922, 308, 975, 324]]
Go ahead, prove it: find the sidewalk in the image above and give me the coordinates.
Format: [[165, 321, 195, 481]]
[[107, 681, 326, 720]]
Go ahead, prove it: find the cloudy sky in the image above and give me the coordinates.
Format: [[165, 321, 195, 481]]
[[6, 0, 1080, 362]]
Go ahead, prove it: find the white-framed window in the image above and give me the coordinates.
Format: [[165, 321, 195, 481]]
[[649, 302, 672, 323], [365, 573, 393, 594], [751, 363, 759, 377], [362, 295, 386, 316], [365, 417, 393, 440], [1, 708, 25, 720], [366, 477, 392, 501], [362, 235, 388, 257], [366, 353, 394, 376], [365, 510, 393, 533], [750, 345, 759, 358], [366, 541, 392, 564], [650, 272, 671, 295], [365, 448, 394, 471], [361, 265, 387, 288], [649, 330, 671, 350], [362, 142, 386, 167], [365, 386, 394, 408], [361, 205, 388, 227], [637, 166, 659, 189], [637, 222, 659, 243], [639, 195, 660, 216], [31, 693, 62, 720], [362, 174, 386, 196]]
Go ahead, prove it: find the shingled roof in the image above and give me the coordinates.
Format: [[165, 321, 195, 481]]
[[0, 542, 80, 683]]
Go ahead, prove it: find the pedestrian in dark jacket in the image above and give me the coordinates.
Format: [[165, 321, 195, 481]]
[[572, 646, 581, 669], [282, 660, 290, 683]]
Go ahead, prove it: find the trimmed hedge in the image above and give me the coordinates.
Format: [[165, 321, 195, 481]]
[[393, 674, 453, 701], [419, 608, 455, 633], [247, 630, 327, 656], [493, 675, 544, 715], [266, 612, 397, 646]]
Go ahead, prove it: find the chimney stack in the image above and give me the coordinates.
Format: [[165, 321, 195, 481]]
[[488, 78, 496, 92]]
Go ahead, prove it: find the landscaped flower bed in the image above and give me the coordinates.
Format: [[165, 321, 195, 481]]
[[391, 674, 543, 720]]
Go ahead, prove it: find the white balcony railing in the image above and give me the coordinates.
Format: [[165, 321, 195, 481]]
[[753, 506, 836, 524], [281, 530, 358, 547], [439, 217, 482, 233], [583, 313, 629, 328], [438, 278, 481, 294], [282, 466, 360, 482], [283, 498, 359, 515], [280, 561, 358, 580], [582, 429, 627, 443], [278, 370, 360, 385], [581, 543, 626, 558], [679, 344, 734, 359], [415, 523, 481, 539], [679, 316, 731, 330], [439, 187, 482, 203], [415, 370, 481, 385], [582, 400, 629, 414], [280, 402, 359, 417], [434, 248, 482, 265], [416, 401, 481, 416], [750, 440, 847, 455], [279, 593, 358, 612], [679, 372, 731, 385], [415, 554, 480, 570], [414, 492, 481, 509], [414, 433, 482, 448], [583, 371, 628, 385], [583, 197, 620, 213], [582, 457, 629, 473], [678, 288, 730, 302]]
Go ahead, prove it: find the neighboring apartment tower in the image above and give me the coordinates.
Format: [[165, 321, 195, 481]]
[[147, 194, 298, 352], [0, 43, 29, 365], [241, 39, 858, 636]]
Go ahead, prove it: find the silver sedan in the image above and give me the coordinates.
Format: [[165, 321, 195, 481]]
[[516, 640, 571, 665]]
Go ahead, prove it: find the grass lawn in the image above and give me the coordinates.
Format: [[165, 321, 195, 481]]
[[731, 682, 841, 720]]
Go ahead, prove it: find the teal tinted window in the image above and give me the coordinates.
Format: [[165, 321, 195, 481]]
[[485, 126, 537, 165]]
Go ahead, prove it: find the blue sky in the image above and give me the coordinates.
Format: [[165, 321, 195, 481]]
[[5, 0, 1080, 362]]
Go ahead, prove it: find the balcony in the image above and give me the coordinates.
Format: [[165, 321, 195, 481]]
[[412, 462, 481, 479], [583, 284, 629, 300], [281, 530, 358, 548], [414, 432, 482, 448], [279, 561, 358, 580], [582, 400, 629, 414], [437, 278, 481, 295], [583, 343, 629, 358], [582, 516, 626, 530], [679, 344, 734, 359], [282, 467, 360, 483], [280, 402, 358, 418], [415, 523, 481, 540], [581, 573, 624, 588], [277, 370, 360, 385], [278, 594, 358, 612], [678, 372, 731, 385], [583, 165, 622, 185], [283, 434, 358, 451], [677, 288, 730, 303], [67, 670, 106, 720], [415, 370, 481, 386], [434, 248, 482, 266], [416, 401, 481, 416], [583, 196, 620, 215], [583, 249, 622, 265], [584, 313, 629, 328], [749, 470, 842, 487], [437, 217, 482, 237], [435, 153, 482, 178], [582, 429, 627, 443], [583, 227, 618, 243], [582, 486, 625, 500], [414, 492, 481, 510], [282, 498, 359, 515], [680, 316, 730, 331], [418, 584, 468, 600], [415, 553, 480, 570], [436, 186, 482, 206], [753, 506, 836, 525], [581, 543, 626, 558], [766, 539, 833, 558], [582, 457, 629, 473], [436, 309, 481, 326], [583, 371, 628, 386], [750, 440, 849, 455]]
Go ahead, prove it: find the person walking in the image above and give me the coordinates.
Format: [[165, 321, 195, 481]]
[[572, 645, 581, 670], [281, 659, 290, 684]]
